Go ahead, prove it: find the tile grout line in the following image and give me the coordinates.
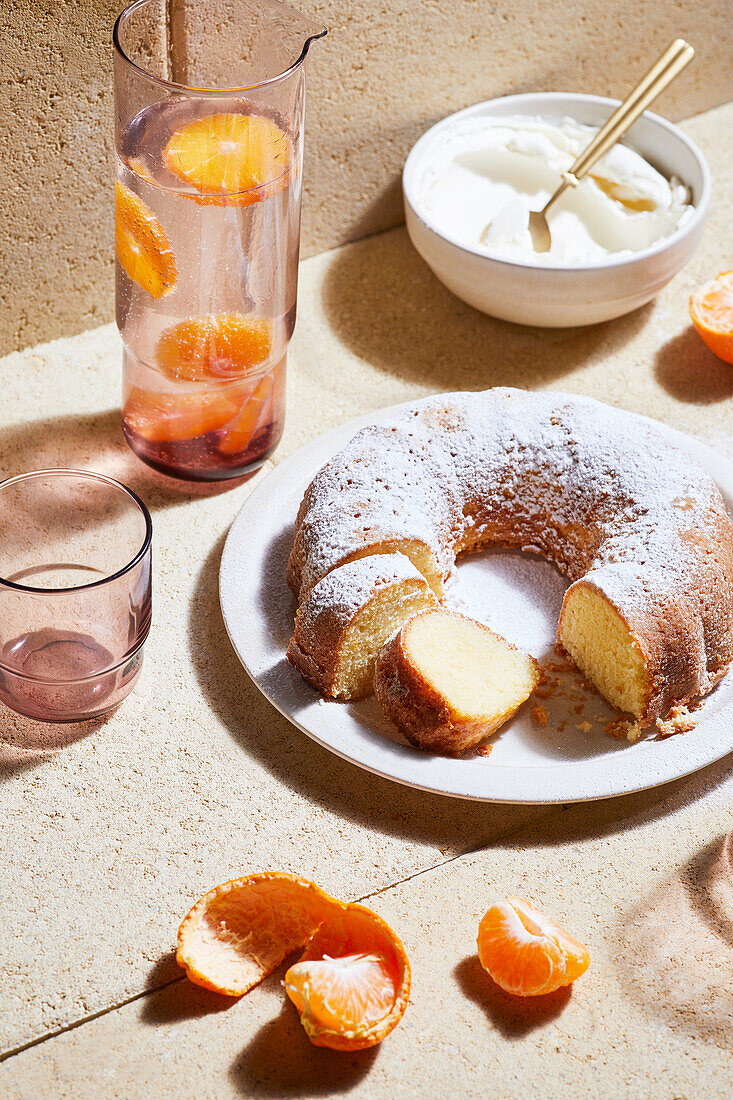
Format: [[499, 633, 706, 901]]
[[0, 977, 184, 1065], [353, 804, 563, 905], [0, 804, 562, 1065]]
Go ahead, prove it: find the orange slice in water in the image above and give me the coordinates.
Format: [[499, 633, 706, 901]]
[[115, 181, 176, 299], [123, 385, 242, 444], [164, 113, 290, 206], [176, 872, 411, 1049], [690, 271, 733, 365], [157, 314, 273, 382], [477, 896, 590, 997], [217, 371, 276, 456], [285, 902, 411, 1050]]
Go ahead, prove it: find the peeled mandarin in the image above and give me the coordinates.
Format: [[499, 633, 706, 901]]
[[477, 896, 590, 996], [286, 902, 410, 1050]]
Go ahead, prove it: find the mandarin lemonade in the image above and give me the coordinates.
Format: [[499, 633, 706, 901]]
[[113, 0, 325, 480]]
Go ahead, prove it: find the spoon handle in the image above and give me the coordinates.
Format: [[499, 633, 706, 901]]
[[567, 38, 695, 184]]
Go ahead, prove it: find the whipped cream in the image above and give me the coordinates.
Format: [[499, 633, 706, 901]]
[[417, 114, 694, 265]]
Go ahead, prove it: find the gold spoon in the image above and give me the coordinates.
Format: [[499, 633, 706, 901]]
[[480, 38, 695, 254]]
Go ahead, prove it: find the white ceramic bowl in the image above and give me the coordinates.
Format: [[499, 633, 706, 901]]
[[403, 92, 710, 327]]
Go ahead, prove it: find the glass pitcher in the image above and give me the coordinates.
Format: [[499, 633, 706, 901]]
[[113, 0, 326, 480]]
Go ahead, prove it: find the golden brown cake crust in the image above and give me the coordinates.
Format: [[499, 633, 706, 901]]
[[289, 389, 733, 726], [374, 611, 541, 755], [286, 555, 435, 700]]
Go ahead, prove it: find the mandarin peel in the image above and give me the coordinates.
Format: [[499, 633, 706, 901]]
[[176, 873, 410, 1050], [176, 873, 340, 997], [477, 896, 590, 997], [217, 372, 276, 456], [123, 385, 246, 444]]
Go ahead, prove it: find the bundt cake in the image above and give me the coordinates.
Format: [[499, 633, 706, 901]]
[[288, 389, 733, 728], [375, 608, 540, 753], [286, 554, 437, 700]]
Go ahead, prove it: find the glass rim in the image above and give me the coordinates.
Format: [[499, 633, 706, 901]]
[[0, 468, 153, 595], [113, 0, 327, 96]]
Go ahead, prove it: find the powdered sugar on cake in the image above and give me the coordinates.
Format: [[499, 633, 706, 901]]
[[288, 388, 733, 725]]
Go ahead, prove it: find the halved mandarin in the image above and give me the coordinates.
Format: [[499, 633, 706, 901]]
[[285, 902, 411, 1050], [217, 372, 275, 455], [123, 385, 242, 444], [164, 112, 290, 206], [177, 873, 341, 997], [115, 181, 176, 299], [477, 896, 590, 997], [156, 314, 273, 382], [690, 271, 733, 364]]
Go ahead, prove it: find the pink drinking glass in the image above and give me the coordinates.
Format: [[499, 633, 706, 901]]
[[0, 470, 152, 723]]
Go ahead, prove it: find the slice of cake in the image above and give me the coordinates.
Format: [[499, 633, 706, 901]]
[[374, 608, 540, 754], [286, 554, 437, 701]]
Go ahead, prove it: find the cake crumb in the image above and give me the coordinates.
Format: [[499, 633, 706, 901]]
[[605, 717, 644, 743], [531, 705, 548, 726], [656, 705, 697, 738], [575, 720, 593, 733], [476, 742, 493, 757]]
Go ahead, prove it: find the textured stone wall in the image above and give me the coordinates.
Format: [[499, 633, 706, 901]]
[[1, 0, 731, 352]]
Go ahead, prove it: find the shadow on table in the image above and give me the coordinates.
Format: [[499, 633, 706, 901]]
[[140, 951, 235, 1026], [0, 409, 255, 759], [0, 409, 253, 512], [614, 832, 733, 1050], [230, 998, 378, 1098], [0, 708, 109, 779], [454, 955, 572, 1037], [503, 745, 733, 853], [321, 227, 654, 392], [654, 326, 733, 405]]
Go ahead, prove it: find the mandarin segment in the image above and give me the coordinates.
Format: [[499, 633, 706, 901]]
[[156, 314, 273, 382], [115, 181, 177, 299], [477, 896, 590, 997], [285, 954, 398, 1036], [164, 112, 290, 206], [176, 873, 341, 997], [690, 271, 733, 364]]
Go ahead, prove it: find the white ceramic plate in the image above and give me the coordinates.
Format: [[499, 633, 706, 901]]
[[220, 401, 733, 803]]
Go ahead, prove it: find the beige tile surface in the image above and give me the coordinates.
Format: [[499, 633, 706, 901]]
[[3, 756, 733, 1098], [1, 101, 732, 1094], [2, 0, 733, 352]]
